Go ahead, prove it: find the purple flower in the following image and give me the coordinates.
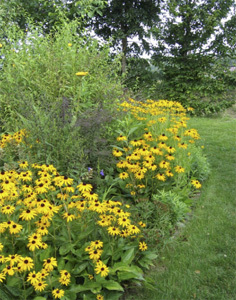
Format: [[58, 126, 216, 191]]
[[88, 167, 92, 172], [100, 169, 105, 176]]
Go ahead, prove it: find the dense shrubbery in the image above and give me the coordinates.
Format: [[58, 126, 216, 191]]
[[0, 19, 210, 300], [0, 20, 124, 176]]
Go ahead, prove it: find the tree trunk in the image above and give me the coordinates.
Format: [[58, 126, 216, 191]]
[[121, 36, 127, 74]]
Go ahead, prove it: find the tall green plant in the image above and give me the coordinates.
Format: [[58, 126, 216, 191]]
[[0, 20, 124, 175]]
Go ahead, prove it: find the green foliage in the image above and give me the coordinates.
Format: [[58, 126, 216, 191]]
[[0, 151, 156, 299], [91, 0, 161, 73], [151, 0, 236, 114], [0, 0, 107, 35], [0, 20, 124, 175]]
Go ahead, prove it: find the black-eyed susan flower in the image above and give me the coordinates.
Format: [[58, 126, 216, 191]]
[[96, 294, 104, 300], [158, 133, 168, 141], [108, 226, 120, 236], [119, 172, 129, 179], [156, 173, 166, 181], [27, 271, 40, 285], [17, 257, 34, 271], [43, 257, 57, 272], [34, 280, 47, 292], [191, 180, 201, 189], [59, 270, 71, 286], [166, 170, 174, 177], [52, 289, 65, 299], [128, 224, 140, 235], [19, 209, 37, 221], [63, 212, 76, 222], [112, 148, 123, 157], [19, 161, 29, 169], [3, 265, 17, 276], [178, 142, 188, 149], [83, 191, 98, 201], [77, 182, 93, 193], [5, 254, 21, 266], [117, 134, 127, 141], [90, 240, 103, 249], [118, 216, 131, 227], [89, 249, 103, 261], [159, 160, 170, 169], [139, 241, 148, 251], [18, 171, 32, 181], [1, 205, 15, 214], [95, 260, 109, 277], [175, 166, 185, 173]]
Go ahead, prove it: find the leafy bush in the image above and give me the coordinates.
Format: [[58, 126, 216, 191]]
[[0, 20, 124, 176], [112, 98, 206, 202], [0, 134, 157, 300]]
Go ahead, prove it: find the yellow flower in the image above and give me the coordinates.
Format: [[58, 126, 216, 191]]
[[17, 257, 34, 271], [191, 180, 201, 189], [19, 209, 38, 221], [68, 43, 72, 47], [0, 272, 6, 283], [34, 280, 47, 292], [128, 224, 140, 235], [175, 166, 185, 173], [0, 43, 2, 48], [89, 249, 103, 261], [113, 148, 123, 157], [90, 240, 103, 249], [1, 205, 15, 215], [95, 260, 109, 277], [117, 134, 127, 141], [139, 241, 148, 251], [27, 271, 40, 285], [52, 289, 65, 299], [19, 160, 29, 169], [156, 173, 166, 181], [119, 172, 129, 179], [63, 212, 76, 222], [77, 182, 93, 192], [43, 257, 57, 272], [97, 294, 104, 300], [107, 226, 120, 236], [75, 71, 88, 76]]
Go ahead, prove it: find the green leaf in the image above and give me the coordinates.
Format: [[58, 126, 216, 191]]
[[64, 291, 77, 300], [6, 276, 21, 287], [0, 288, 11, 300], [121, 248, 135, 264], [73, 262, 89, 274], [39, 246, 52, 261], [102, 280, 124, 292], [70, 282, 102, 293], [33, 297, 47, 300], [4, 285, 21, 297], [117, 265, 144, 281], [59, 243, 73, 255]]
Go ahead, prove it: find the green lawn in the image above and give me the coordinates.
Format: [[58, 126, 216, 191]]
[[127, 110, 236, 300]]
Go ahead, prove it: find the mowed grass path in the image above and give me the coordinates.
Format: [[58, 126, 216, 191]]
[[130, 112, 236, 300]]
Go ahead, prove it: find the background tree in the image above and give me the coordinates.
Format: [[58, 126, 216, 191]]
[[0, 0, 107, 34], [91, 0, 161, 73], [151, 0, 235, 109]]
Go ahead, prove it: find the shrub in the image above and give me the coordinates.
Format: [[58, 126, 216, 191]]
[[0, 134, 157, 300], [0, 20, 124, 176], [112, 98, 207, 202]]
